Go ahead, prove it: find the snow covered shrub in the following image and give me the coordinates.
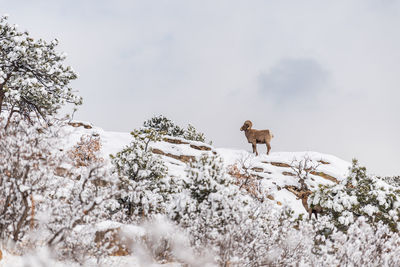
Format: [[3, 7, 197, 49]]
[[227, 155, 267, 201], [252, 209, 317, 267], [183, 124, 206, 143], [178, 183, 316, 265], [228, 164, 259, 198], [288, 156, 321, 191], [185, 154, 231, 204], [169, 154, 241, 261], [169, 153, 313, 266], [68, 134, 103, 167], [316, 217, 400, 266], [142, 115, 206, 142], [171, 154, 235, 225], [111, 129, 171, 218], [0, 115, 59, 243], [309, 159, 400, 232], [143, 115, 185, 137], [383, 175, 400, 188], [0, 15, 82, 119], [42, 164, 120, 261], [0, 114, 121, 262]]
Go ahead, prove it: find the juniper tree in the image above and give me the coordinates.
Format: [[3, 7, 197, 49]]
[[143, 115, 207, 142], [111, 129, 170, 218], [0, 15, 82, 121], [142, 115, 185, 137], [309, 159, 400, 232]]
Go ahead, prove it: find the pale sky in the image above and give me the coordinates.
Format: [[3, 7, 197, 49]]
[[2, 0, 399, 176]]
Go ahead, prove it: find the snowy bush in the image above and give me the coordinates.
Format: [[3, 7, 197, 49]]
[[309, 159, 400, 232], [227, 155, 268, 201], [42, 164, 121, 261], [0, 114, 121, 262], [166, 153, 400, 265], [68, 134, 103, 167], [143, 115, 206, 142], [289, 156, 321, 191], [316, 217, 400, 266], [0, 115, 59, 243], [170, 154, 236, 225], [143, 115, 185, 137], [184, 124, 206, 143], [111, 128, 171, 218], [166, 153, 313, 266], [185, 154, 232, 205], [383, 175, 400, 188], [176, 155, 238, 232], [168, 153, 238, 263], [0, 15, 82, 120]]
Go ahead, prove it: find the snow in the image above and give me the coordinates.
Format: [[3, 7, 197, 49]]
[[120, 224, 146, 238], [95, 220, 123, 232], [274, 189, 308, 214]]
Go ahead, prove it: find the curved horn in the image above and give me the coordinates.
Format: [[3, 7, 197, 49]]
[[245, 120, 252, 129]]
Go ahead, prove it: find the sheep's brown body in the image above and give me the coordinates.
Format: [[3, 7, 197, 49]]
[[298, 191, 322, 219], [240, 120, 273, 156]]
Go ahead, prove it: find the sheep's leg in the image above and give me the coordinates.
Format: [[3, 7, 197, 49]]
[[313, 210, 318, 220], [252, 143, 258, 156], [266, 142, 271, 155]]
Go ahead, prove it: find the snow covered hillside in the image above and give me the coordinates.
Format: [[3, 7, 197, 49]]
[[65, 122, 351, 216], [2, 118, 400, 267]]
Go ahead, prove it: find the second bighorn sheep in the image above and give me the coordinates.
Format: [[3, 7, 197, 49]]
[[240, 120, 273, 156], [298, 191, 323, 219]]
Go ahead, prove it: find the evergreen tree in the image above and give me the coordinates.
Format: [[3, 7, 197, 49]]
[[143, 115, 207, 142], [309, 159, 400, 232], [111, 129, 170, 217], [143, 115, 185, 137], [184, 124, 206, 143], [0, 15, 82, 120]]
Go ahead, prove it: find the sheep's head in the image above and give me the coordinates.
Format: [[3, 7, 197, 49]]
[[240, 120, 252, 131]]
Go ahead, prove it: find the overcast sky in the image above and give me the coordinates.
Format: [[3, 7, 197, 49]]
[[2, 0, 399, 176]]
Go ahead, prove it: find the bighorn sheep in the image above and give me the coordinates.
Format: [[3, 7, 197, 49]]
[[240, 120, 273, 156], [298, 191, 322, 219]]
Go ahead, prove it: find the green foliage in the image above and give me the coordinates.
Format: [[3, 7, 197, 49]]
[[143, 115, 185, 137], [183, 124, 206, 143], [142, 115, 207, 143], [309, 159, 400, 232]]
